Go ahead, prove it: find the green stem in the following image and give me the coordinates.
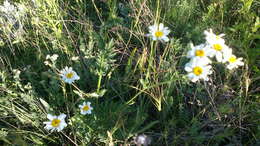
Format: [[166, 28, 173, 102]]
[[97, 73, 102, 93]]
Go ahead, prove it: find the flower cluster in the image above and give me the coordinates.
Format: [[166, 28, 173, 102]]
[[44, 101, 93, 132], [43, 64, 93, 132], [43, 25, 245, 132], [0, 0, 26, 43], [146, 24, 243, 82], [185, 29, 244, 82]]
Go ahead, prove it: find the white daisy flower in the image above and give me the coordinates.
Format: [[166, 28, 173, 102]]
[[204, 29, 229, 62], [79, 102, 93, 115], [222, 49, 244, 70], [204, 29, 225, 45], [185, 58, 213, 82], [187, 43, 212, 64], [60, 66, 80, 84], [206, 41, 230, 62], [43, 113, 67, 132], [147, 23, 170, 42]]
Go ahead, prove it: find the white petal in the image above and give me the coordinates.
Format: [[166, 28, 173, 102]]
[[204, 76, 209, 81], [159, 23, 164, 30], [75, 74, 80, 80], [187, 50, 194, 58], [162, 36, 169, 42], [237, 61, 244, 66], [215, 53, 223, 62], [187, 73, 195, 79], [47, 114, 55, 120], [59, 122, 67, 128], [227, 64, 234, 70], [163, 29, 170, 35], [205, 57, 212, 64], [43, 121, 51, 125], [44, 125, 53, 130], [146, 33, 151, 37], [191, 77, 199, 82], [204, 30, 209, 36], [81, 110, 87, 115], [152, 36, 157, 41], [184, 65, 192, 72], [207, 49, 216, 58], [58, 113, 66, 120], [219, 34, 225, 37], [56, 126, 63, 132], [148, 25, 156, 31]]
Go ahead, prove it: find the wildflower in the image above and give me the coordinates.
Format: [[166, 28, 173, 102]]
[[46, 54, 59, 62], [134, 134, 152, 146], [147, 23, 170, 42], [0, 0, 26, 43], [43, 113, 67, 132], [207, 41, 230, 62], [79, 102, 93, 115], [222, 49, 244, 70], [60, 66, 80, 84], [204, 29, 229, 62], [187, 43, 212, 64], [204, 29, 225, 44], [12, 69, 21, 80], [185, 58, 213, 82], [0, 1, 16, 14]]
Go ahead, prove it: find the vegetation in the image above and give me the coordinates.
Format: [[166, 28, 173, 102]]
[[0, 0, 259, 145]]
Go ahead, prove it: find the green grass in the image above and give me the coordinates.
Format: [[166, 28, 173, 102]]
[[0, 0, 259, 145]]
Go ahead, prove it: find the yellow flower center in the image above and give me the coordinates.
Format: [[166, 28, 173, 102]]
[[155, 31, 164, 38], [195, 50, 205, 57], [66, 72, 74, 79], [229, 56, 237, 63], [82, 105, 89, 111], [213, 44, 222, 51], [51, 119, 61, 127], [193, 66, 203, 76]]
